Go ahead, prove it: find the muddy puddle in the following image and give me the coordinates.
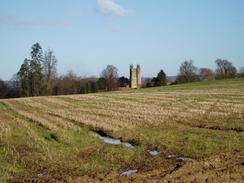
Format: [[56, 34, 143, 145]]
[[148, 149, 159, 156], [36, 172, 44, 177], [93, 130, 135, 148], [120, 169, 138, 176], [93, 130, 195, 163], [167, 154, 193, 161], [93, 130, 162, 158]]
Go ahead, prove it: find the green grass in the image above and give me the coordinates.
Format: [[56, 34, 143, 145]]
[[110, 78, 244, 94], [116, 125, 244, 157]]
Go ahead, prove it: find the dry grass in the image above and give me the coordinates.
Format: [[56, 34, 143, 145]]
[[3, 79, 243, 132]]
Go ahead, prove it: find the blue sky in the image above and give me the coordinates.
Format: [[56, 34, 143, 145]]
[[0, 0, 244, 80]]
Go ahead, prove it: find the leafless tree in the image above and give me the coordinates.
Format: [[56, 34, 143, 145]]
[[239, 67, 244, 77], [100, 65, 118, 91], [199, 68, 215, 81], [0, 79, 5, 98], [176, 60, 199, 83], [215, 59, 237, 79], [43, 49, 57, 94]]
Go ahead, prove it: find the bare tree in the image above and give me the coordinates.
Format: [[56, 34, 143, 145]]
[[54, 71, 80, 95], [144, 78, 153, 88], [0, 79, 6, 98], [199, 68, 215, 81], [43, 49, 57, 94], [239, 67, 244, 77], [100, 65, 118, 91], [215, 59, 237, 79], [176, 60, 199, 83]]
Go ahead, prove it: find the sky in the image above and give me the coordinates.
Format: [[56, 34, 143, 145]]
[[0, 0, 244, 80]]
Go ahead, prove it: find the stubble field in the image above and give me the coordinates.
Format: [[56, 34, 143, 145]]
[[0, 78, 243, 182]]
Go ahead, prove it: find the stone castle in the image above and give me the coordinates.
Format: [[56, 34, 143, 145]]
[[130, 64, 141, 89]]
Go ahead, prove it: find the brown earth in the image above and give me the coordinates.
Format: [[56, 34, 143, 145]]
[[11, 150, 244, 183]]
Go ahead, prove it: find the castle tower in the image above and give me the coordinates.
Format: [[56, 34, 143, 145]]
[[130, 64, 137, 89], [130, 64, 141, 89], [136, 64, 141, 88]]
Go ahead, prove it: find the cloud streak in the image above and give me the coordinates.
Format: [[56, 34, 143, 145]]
[[97, 0, 133, 17], [0, 15, 71, 27]]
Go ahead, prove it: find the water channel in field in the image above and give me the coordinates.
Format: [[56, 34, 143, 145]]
[[93, 129, 160, 156], [93, 129, 192, 176]]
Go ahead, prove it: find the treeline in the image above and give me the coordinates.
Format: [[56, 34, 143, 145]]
[[144, 60, 244, 87], [175, 59, 241, 84], [0, 43, 128, 98], [1, 42, 244, 99]]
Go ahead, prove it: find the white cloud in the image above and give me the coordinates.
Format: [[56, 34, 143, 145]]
[[97, 0, 133, 17]]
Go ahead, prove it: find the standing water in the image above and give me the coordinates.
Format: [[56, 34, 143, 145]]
[[148, 149, 159, 156], [93, 130, 135, 148], [120, 169, 138, 176], [167, 154, 193, 161], [93, 130, 160, 156]]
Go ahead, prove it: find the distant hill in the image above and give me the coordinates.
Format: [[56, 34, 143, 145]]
[[142, 76, 177, 83], [167, 76, 177, 82]]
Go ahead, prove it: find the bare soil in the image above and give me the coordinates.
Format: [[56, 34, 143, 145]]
[[11, 150, 244, 183]]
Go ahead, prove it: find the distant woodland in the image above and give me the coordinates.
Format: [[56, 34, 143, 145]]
[[0, 43, 244, 99]]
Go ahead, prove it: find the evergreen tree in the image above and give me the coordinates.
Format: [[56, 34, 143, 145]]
[[29, 59, 44, 96], [153, 70, 167, 86], [31, 43, 43, 63], [29, 43, 44, 96], [17, 59, 31, 97]]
